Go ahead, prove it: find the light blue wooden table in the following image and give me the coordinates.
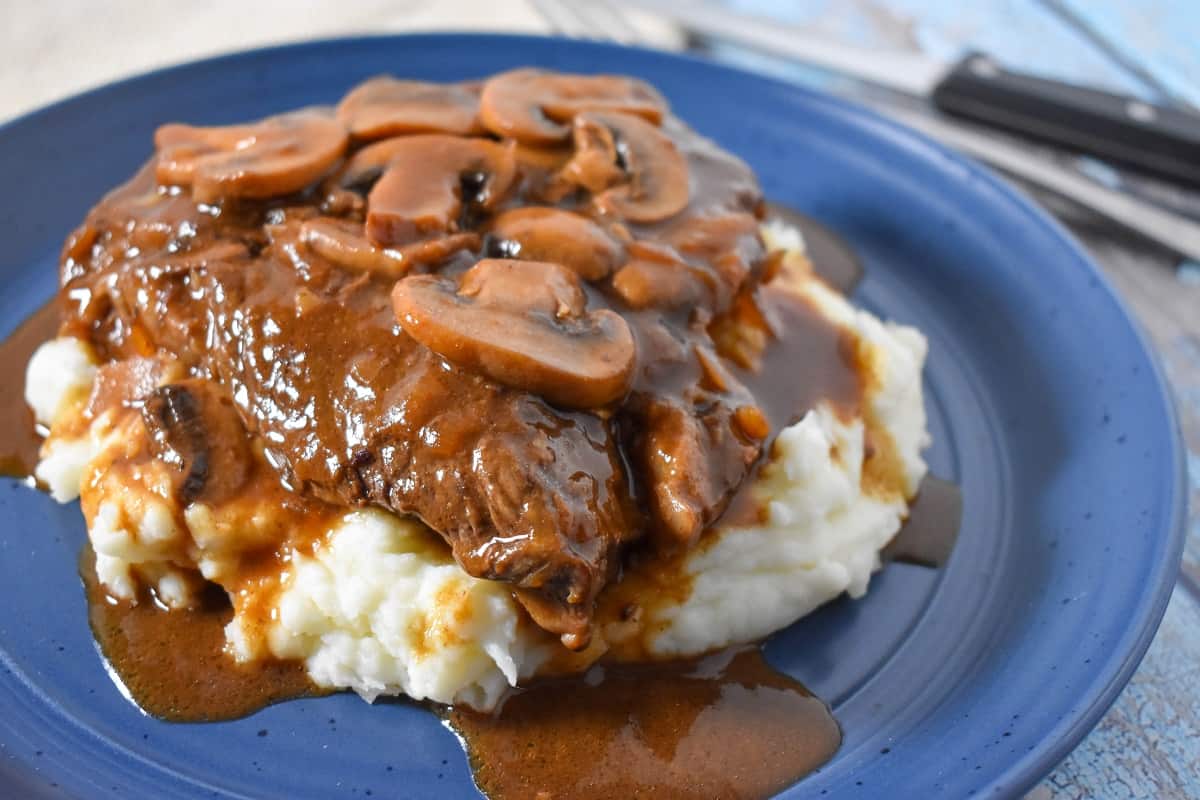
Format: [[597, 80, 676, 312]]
[[717, 2, 1200, 797]]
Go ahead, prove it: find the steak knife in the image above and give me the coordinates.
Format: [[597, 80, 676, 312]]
[[617, 0, 1200, 262]]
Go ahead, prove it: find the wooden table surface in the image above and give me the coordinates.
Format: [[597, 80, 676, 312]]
[[4, 1, 1198, 797]]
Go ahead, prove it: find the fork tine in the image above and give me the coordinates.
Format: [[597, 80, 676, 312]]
[[532, 0, 683, 52], [530, 0, 594, 39], [552, 0, 638, 44], [587, 0, 644, 43]]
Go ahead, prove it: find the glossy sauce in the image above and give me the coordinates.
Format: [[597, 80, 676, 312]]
[[0, 300, 58, 480], [0, 69, 965, 798], [81, 549, 320, 721], [447, 647, 840, 800], [883, 475, 964, 568], [768, 205, 864, 295]]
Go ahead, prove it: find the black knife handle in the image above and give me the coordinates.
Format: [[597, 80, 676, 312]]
[[932, 52, 1200, 187]]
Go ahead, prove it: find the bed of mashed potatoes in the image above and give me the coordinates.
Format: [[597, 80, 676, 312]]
[[26, 223, 928, 711]]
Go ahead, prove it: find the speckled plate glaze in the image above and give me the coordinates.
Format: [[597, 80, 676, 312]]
[[0, 34, 1186, 799]]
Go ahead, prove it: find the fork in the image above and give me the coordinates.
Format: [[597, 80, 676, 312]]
[[530, 0, 644, 43]]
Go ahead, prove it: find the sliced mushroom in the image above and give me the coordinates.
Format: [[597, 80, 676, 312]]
[[563, 111, 690, 223], [489, 207, 623, 281], [300, 217, 477, 276], [479, 68, 667, 145], [155, 111, 348, 203], [557, 114, 624, 194], [361, 135, 517, 247], [663, 211, 763, 294], [141, 381, 250, 505], [513, 143, 582, 204], [611, 241, 715, 310], [391, 259, 636, 408], [613, 259, 700, 311], [514, 142, 574, 172], [336, 76, 482, 140], [335, 136, 411, 192]]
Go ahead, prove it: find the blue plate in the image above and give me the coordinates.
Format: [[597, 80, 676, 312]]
[[0, 34, 1186, 799]]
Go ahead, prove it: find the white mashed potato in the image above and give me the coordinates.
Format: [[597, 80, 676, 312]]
[[27, 223, 928, 711]]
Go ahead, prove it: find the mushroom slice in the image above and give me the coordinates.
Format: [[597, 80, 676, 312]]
[[336, 76, 483, 139], [514, 142, 574, 172], [613, 258, 707, 311], [479, 68, 667, 145], [557, 114, 624, 195], [141, 381, 250, 506], [300, 218, 478, 276], [391, 259, 636, 409], [612, 240, 716, 310], [363, 135, 517, 247], [489, 207, 623, 281], [154, 111, 348, 203], [336, 136, 413, 191], [566, 111, 690, 223]]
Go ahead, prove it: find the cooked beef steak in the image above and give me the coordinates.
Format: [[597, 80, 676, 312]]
[[55, 70, 854, 648]]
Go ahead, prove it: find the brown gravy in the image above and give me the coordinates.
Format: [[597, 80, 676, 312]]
[[0, 299, 58, 480], [768, 205, 864, 295], [0, 68, 964, 799], [447, 647, 840, 800], [81, 549, 321, 722], [883, 476, 963, 568]]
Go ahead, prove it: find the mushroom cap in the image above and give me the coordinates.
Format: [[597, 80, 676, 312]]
[[479, 68, 667, 145], [613, 260, 709, 311], [489, 207, 623, 281], [141, 381, 250, 505], [391, 258, 636, 409], [558, 115, 623, 194], [514, 142, 575, 172], [154, 111, 348, 203], [362, 135, 517, 247], [336, 76, 483, 140], [568, 111, 691, 224], [299, 217, 478, 277]]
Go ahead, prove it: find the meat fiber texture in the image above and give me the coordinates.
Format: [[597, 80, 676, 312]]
[[26, 223, 928, 711]]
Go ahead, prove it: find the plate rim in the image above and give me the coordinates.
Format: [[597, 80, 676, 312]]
[[0, 31, 1188, 798]]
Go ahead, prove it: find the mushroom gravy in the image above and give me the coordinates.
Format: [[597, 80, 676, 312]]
[[447, 647, 840, 800], [0, 68, 944, 798], [55, 69, 873, 650], [80, 548, 323, 722], [0, 299, 59, 480]]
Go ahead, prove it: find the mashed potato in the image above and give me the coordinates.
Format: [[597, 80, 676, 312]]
[[235, 510, 550, 710], [28, 223, 928, 710]]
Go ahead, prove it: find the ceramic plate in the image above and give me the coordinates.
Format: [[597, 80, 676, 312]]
[[0, 34, 1186, 799]]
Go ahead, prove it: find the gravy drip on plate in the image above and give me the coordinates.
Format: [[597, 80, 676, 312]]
[[447, 646, 840, 800], [80, 548, 321, 722], [0, 300, 58, 480], [0, 68, 943, 793], [52, 69, 872, 648], [767, 205, 864, 295], [883, 475, 963, 568]]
